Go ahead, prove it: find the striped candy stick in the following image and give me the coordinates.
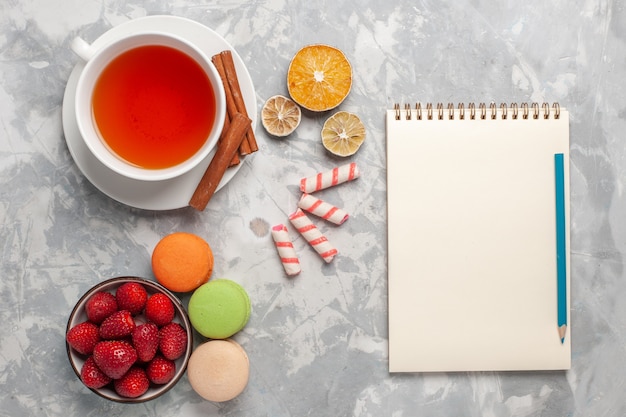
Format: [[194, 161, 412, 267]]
[[271, 224, 301, 276], [299, 162, 360, 193], [297, 193, 349, 225], [288, 209, 337, 263]]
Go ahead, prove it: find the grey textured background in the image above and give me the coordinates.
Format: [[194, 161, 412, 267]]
[[1, 1, 623, 416]]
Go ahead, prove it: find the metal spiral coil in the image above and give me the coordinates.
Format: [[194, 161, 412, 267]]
[[394, 102, 560, 121]]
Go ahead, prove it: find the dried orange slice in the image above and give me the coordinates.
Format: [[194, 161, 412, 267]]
[[261, 95, 301, 137], [321, 111, 365, 157], [287, 44, 352, 112]]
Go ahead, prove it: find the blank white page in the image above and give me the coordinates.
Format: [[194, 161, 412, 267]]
[[386, 106, 571, 372]]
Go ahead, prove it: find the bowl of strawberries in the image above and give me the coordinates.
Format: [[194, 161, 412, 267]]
[[65, 276, 193, 402]]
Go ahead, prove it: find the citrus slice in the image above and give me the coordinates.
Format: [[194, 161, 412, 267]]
[[321, 111, 365, 157], [287, 44, 352, 112], [261, 95, 301, 137]]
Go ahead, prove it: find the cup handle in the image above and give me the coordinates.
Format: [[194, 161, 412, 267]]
[[70, 36, 95, 62]]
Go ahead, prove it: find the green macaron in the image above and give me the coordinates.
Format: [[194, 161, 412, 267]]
[[188, 279, 251, 339]]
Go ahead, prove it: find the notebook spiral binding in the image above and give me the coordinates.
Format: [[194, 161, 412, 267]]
[[393, 102, 561, 121]]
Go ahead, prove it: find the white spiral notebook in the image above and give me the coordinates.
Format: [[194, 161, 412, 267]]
[[386, 102, 571, 372]]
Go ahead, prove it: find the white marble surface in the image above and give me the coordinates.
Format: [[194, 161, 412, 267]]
[[0, 0, 623, 416]]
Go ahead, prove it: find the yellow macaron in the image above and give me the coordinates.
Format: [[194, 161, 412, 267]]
[[187, 339, 249, 402]]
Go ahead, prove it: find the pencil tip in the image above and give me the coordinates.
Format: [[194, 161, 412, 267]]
[[558, 324, 567, 343]]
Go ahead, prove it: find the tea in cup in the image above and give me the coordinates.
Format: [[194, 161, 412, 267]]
[[71, 32, 226, 181]]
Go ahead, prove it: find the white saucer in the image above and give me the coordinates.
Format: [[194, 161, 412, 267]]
[[62, 15, 258, 211]]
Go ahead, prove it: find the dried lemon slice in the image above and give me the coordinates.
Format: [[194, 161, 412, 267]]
[[287, 44, 352, 112], [321, 111, 365, 157], [261, 95, 302, 137]]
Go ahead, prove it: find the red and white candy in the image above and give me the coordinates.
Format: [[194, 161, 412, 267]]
[[288, 209, 337, 263], [297, 193, 348, 225], [271, 224, 301, 276], [299, 162, 360, 193]]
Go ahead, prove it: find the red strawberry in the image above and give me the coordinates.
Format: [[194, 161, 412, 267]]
[[85, 291, 118, 324], [131, 323, 159, 362], [99, 310, 135, 339], [146, 355, 176, 385], [80, 356, 112, 389], [144, 293, 175, 327], [113, 366, 149, 398], [92, 340, 137, 379], [66, 321, 100, 355], [158, 322, 187, 360], [115, 282, 147, 315]]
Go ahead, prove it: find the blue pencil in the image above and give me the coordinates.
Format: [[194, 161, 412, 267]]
[[555, 153, 567, 344]]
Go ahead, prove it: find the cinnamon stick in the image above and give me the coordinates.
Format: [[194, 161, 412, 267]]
[[220, 109, 240, 167], [189, 113, 251, 211], [211, 54, 240, 166], [220, 50, 258, 154], [212, 52, 251, 156]]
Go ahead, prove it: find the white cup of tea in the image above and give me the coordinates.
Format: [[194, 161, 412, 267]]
[[71, 32, 226, 182]]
